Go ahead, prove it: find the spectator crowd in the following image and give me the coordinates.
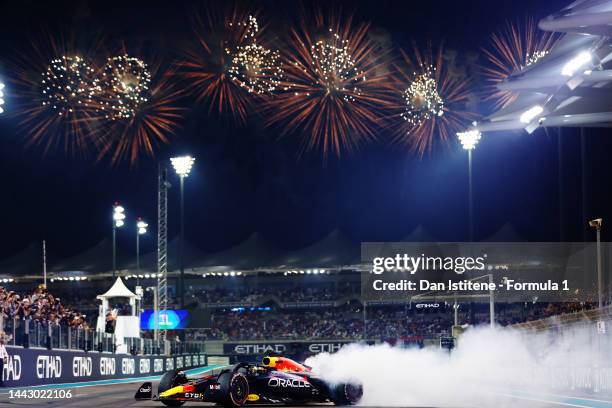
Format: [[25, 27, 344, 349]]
[[0, 282, 594, 344], [186, 284, 355, 305], [0, 285, 90, 330]]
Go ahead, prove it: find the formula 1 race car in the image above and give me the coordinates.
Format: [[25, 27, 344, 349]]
[[135, 355, 363, 407]]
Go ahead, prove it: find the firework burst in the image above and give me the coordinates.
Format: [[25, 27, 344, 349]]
[[41, 55, 101, 115], [227, 16, 283, 95], [178, 8, 265, 124], [482, 19, 560, 108], [96, 65, 183, 166], [391, 46, 475, 155], [266, 17, 390, 157], [10, 35, 106, 156], [100, 54, 151, 120], [401, 66, 444, 126]]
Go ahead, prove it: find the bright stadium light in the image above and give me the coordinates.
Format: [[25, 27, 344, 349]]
[[170, 156, 195, 178], [136, 217, 148, 279], [519, 105, 544, 124], [112, 203, 126, 278], [113, 204, 126, 228], [457, 130, 481, 150], [457, 127, 482, 241], [137, 219, 148, 235], [561, 51, 592, 77], [171, 155, 195, 310]]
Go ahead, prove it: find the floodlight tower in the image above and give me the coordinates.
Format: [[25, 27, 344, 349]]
[[157, 164, 170, 346], [112, 203, 126, 278], [170, 156, 195, 309], [457, 130, 482, 242]]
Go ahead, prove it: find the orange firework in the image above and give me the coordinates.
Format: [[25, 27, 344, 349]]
[[10, 33, 106, 157], [265, 15, 391, 157], [482, 19, 560, 109], [177, 6, 266, 125], [96, 65, 183, 166], [390, 44, 475, 156]]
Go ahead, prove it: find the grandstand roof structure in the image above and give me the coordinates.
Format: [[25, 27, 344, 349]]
[[0, 222, 534, 279], [467, 0, 612, 135], [188, 233, 280, 271], [482, 223, 524, 242], [0, 242, 42, 276], [271, 229, 359, 269], [400, 225, 437, 242]]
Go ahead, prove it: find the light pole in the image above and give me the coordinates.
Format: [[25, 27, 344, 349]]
[[145, 287, 159, 344], [136, 218, 148, 286], [589, 218, 603, 308], [0, 81, 5, 114], [112, 203, 126, 278], [489, 273, 495, 328], [457, 130, 482, 242], [170, 156, 195, 309]]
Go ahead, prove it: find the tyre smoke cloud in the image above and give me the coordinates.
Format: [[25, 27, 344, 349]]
[[306, 326, 610, 406]]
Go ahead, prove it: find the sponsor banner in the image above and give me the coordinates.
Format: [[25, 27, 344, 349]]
[[223, 341, 354, 355], [2, 347, 206, 387], [280, 301, 335, 309], [202, 302, 255, 309]]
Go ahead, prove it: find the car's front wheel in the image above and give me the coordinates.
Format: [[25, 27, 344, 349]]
[[158, 369, 187, 407]]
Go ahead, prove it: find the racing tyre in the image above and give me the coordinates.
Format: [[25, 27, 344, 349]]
[[158, 369, 187, 407], [330, 382, 363, 405], [217, 371, 249, 408]]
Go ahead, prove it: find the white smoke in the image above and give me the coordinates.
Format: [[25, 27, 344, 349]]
[[305, 325, 611, 406]]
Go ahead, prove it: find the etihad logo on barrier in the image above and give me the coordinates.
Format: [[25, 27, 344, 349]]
[[72, 356, 92, 377], [308, 343, 345, 353], [234, 344, 286, 354], [3, 355, 21, 381], [122, 358, 135, 375], [37, 356, 62, 379], [140, 359, 151, 374], [100, 357, 116, 376], [416, 303, 440, 309]]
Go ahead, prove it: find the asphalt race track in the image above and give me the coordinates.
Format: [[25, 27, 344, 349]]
[[0, 370, 611, 408]]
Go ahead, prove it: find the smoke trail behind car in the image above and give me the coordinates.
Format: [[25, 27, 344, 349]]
[[305, 326, 610, 406]]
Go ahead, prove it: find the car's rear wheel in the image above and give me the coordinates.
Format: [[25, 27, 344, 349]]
[[158, 369, 187, 407], [217, 371, 249, 408], [330, 382, 363, 405]]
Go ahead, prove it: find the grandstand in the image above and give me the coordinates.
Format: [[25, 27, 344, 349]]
[[0, 224, 608, 354]]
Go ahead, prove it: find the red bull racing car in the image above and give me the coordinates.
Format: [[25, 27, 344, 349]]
[[135, 355, 363, 407]]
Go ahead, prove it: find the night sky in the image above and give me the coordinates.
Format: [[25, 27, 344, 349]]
[[0, 0, 608, 264]]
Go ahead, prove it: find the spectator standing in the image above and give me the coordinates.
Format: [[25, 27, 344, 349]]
[[0, 333, 8, 386]]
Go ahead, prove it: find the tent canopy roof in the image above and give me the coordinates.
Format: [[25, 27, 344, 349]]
[[97, 277, 140, 300]]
